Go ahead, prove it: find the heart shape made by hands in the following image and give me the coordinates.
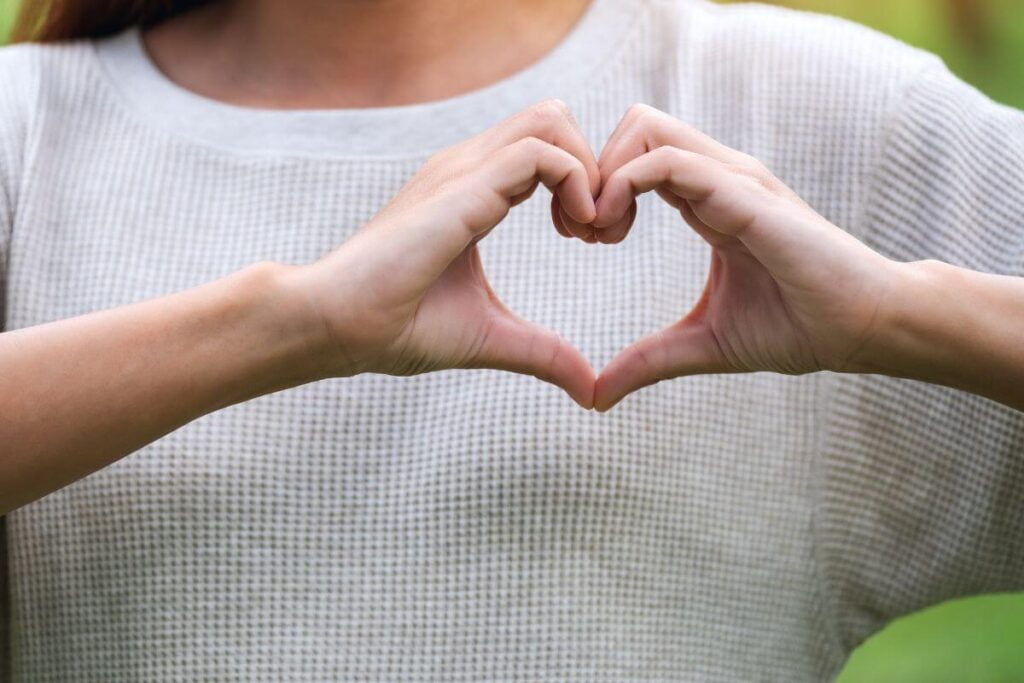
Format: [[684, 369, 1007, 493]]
[[338, 101, 892, 415]]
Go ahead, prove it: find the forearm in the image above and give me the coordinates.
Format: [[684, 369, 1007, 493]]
[[859, 259, 1024, 411], [0, 262, 328, 513]]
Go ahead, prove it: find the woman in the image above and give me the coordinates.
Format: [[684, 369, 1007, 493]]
[[1, 0, 1022, 679]]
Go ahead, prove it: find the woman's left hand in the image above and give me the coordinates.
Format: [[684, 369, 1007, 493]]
[[589, 105, 902, 411]]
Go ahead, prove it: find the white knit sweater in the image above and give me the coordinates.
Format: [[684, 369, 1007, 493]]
[[2, 0, 1023, 680]]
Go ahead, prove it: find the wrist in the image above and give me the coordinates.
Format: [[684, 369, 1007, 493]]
[[236, 260, 338, 385], [844, 258, 949, 380]]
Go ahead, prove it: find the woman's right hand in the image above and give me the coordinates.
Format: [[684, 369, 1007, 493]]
[[292, 100, 601, 408], [0, 101, 603, 511]]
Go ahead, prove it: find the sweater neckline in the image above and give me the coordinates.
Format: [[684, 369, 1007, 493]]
[[91, 0, 638, 160]]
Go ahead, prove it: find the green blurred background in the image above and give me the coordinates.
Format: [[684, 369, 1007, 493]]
[[1, 0, 1022, 680]]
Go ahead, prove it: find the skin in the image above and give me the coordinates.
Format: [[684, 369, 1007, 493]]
[[144, 0, 593, 109], [2, 1, 1023, 513], [587, 105, 1024, 412]]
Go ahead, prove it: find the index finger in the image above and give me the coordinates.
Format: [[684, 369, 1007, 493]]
[[480, 99, 601, 198], [598, 104, 751, 182]]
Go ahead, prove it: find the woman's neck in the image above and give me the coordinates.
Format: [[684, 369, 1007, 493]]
[[144, 0, 592, 109]]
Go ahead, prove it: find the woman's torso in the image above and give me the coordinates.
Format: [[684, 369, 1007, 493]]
[[5, 0, 1014, 679]]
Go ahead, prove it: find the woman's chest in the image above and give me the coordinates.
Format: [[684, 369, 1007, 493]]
[[7, 154, 825, 572]]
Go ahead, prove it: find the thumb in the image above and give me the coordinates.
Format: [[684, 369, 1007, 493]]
[[472, 311, 595, 409], [594, 322, 728, 412]]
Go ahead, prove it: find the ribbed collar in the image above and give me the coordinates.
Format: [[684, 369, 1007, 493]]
[[91, 0, 639, 160]]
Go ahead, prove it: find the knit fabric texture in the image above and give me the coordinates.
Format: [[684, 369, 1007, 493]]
[[2, 0, 1023, 679]]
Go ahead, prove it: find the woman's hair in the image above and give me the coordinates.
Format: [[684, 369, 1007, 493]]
[[11, 0, 210, 42]]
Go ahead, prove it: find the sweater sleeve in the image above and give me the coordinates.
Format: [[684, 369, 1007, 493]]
[[817, 61, 1024, 654], [0, 45, 35, 333]]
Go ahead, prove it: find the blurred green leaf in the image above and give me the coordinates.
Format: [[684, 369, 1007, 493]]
[[0, 0, 17, 42], [839, 594, 1024, 683]]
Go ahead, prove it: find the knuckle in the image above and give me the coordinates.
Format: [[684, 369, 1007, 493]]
[[498, 137, 551, 175], [748, 156, 770, 174], [626, 103, 667, 129], [514, 135, 546, 156], [538, 98, 572, 117], [733, 169, 773, 195], [739, 153, 762, 170], [731, 157, 780, 192], [626, 102, 653, 122], [652, 144, 691, 164], [737, 153, 773, 178], [728, 162, 757, 179], [529, 99, 572, 127]]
